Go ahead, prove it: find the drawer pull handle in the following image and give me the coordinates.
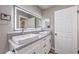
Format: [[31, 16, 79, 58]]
[[33, 52, 36, 54], [43, 44, 46, 47], [43, 39, 46, 41], [50, 39, 51, 43]]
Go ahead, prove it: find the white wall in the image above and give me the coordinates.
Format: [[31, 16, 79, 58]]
[[42, 5, 73, 48], [0, 5, 13, 53], [0, 5, 42, 53]]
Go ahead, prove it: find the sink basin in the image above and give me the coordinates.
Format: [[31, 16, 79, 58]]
[[12, 34, 39, 45], [39, 31, 50, 38]]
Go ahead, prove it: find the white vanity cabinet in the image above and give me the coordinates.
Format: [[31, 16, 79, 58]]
[[15, 34, 51, 54], [42, 35, 51, 54]]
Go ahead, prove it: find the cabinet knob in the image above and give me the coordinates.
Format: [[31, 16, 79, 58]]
[[45, 52, 46, 54], [43, 44, 46, 47], [33, 52, 36, 54]]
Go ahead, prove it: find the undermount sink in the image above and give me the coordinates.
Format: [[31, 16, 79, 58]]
[[11, 31, 50, 45], [39, 31, 50, 38], [12, 34, 39, 45]]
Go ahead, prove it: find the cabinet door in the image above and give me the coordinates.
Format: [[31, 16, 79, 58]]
[[34, 42, 45, 54], [46, 35, 51, 50], [17, 45, 35, 54], [25, 49, 35, 54], [46, 39, 51, 53], [41, 35, 51, 54], [35, 48, 45, 54]]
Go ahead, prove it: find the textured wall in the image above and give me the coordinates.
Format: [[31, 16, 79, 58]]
[[0, 5, 42, 53], [42, 5, 73, 48]]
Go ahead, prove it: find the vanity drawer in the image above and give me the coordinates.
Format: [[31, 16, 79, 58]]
[[21, 48, 35, 54], [43, 35, 51, 41], [42, 35, 51, 54], [21, 41, 44, 54], [16, 44, 35, 54], [42, 43, 51, 54], [42, 35, 51, 45], [34, 46, 45, 54]]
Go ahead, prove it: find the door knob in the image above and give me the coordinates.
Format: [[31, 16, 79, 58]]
[[55, 33, 57, 36]]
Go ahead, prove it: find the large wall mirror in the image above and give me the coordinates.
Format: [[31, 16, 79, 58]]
[[14, 6, 42, 31]]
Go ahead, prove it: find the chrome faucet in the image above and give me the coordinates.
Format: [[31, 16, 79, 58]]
[[21, 20, 25, 35], [21, 28, 24, 35]]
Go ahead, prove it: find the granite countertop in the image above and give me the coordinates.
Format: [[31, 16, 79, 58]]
[[8, 30, 51, 51]]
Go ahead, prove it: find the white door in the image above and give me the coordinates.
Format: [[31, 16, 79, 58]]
[[55, 6, 77, 54]]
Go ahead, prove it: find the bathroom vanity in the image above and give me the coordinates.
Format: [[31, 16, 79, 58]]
[[8, 31, 51, 54], [7, 5, 51, 54]]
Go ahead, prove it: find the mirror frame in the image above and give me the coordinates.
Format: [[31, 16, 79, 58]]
[[14, 5, 42, 31]]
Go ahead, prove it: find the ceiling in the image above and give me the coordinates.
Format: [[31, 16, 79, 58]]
[[38, 5, 56, 10]]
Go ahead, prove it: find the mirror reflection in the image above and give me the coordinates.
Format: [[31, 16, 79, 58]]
[[16, 9, 35, 29], [14, 6, 42, 30]]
